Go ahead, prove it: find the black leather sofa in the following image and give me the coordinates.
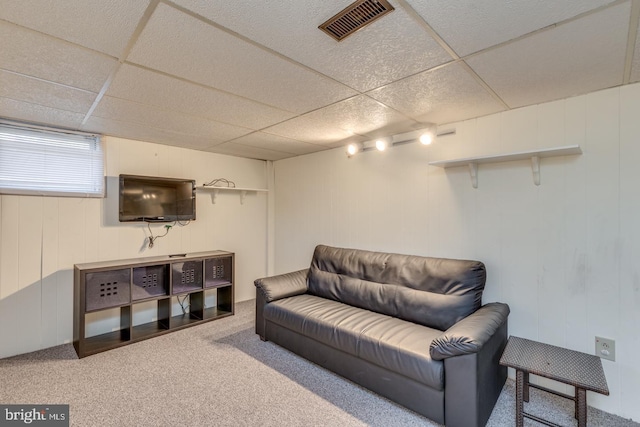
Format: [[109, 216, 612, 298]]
[[255, 245, 509, 427]]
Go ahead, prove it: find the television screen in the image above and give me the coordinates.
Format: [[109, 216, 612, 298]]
[[119, 175, 196, 222]]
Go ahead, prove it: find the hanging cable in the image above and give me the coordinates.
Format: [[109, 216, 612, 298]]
[[177, 295, 190, 314], [146, 221, 174, 249], [203, 178, 235, 188]]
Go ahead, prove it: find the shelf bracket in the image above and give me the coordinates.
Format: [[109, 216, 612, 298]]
[[210, 189, 219, 204], [240, 190, 247, 205], [531, 155, 540, 186], [468, 162, 478, 189]]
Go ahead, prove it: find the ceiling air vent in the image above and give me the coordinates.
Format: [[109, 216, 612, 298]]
[[319, 0, 395, 41]]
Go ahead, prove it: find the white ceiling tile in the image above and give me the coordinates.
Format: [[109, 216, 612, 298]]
[[0, 70, 95, 114], [0, 21, 116, 92], [262, 95, 411, 144], [263, 118, 355, 145], [171, 0, 452, 92], [307, 95, 418, 135], [0, 96, 85, 128], [368, 62, 506, 124], [0, 0, 150, 57], [107, 64, 295, 129], [83, 116, 222, 151], [322, 134, 372, 150], [264, 95, 416, 145], [91, 96, 252, 143], [230, 132, 326, 156], [466, 2, 630, 108], [406, 0, 617, 56], [208, 142, 295, 161], [126, 3, 357, 114]]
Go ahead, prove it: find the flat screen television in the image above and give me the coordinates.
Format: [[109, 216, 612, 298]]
[[119, 174, 196, 222]]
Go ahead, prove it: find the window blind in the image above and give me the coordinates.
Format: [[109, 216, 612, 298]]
[[0, 121, 104, 197]]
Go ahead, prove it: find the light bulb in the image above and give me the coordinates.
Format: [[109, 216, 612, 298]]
[[419, 133, 433, 145], [375, 139, 388, 151], [346, 143, 359, 156]]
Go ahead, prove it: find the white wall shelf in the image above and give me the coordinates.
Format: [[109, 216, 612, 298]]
[[197, 186, 268, 204], [428, 145, 582, 188]]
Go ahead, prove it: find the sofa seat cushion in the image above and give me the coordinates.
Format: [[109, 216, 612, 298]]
[[356, 315, 444, 390], [263, 294, 444, 390]]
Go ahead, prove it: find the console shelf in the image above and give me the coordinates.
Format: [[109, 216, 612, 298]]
[[74, 250, 234, 358], [204, 306, 232, 319], [428, 145, 582, 188], [83, 330, 129, 355], [131, 320, 169, 340], [170, 313, 204, 329]]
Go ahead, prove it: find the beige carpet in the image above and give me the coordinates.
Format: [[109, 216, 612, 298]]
[[0, 300, 636, 426]]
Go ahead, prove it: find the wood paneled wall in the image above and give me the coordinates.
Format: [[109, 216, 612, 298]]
[[273, 83, 640, 421], [0, 136, 268, 358]]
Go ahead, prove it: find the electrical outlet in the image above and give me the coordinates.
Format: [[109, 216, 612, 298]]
[[595, 336, 615, 362]]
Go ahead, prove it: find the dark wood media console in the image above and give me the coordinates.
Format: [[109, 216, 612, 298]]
[[73, 250, 234, 358]]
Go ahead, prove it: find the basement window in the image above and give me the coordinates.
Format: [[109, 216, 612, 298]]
[[0, 121, 104, 197]]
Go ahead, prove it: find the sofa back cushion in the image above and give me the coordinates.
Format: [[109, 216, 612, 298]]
[[307, 245, 486, 331]]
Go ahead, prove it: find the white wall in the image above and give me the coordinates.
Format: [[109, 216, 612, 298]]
[[273, 82, 640, 421], [0, 135, 268, 358]]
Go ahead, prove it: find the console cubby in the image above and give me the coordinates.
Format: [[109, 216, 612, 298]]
[[74, 251, 234, 358], [131, 298, 170, 341], [203, 286, 233, 319], [82, 306, 131, 355], [204, 256, 232, 288], [132, 265, 169, 301], [85, 269, 130, 311], [171, 260, 203, 294], [170, 293, 204, 329]]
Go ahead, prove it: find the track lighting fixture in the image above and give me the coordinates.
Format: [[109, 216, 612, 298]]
[[345, 124, 452, 157]]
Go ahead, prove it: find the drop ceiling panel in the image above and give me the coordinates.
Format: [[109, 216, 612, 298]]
[[0, 96, 85, 129], [92, 96, 252, 143], [467, 2, 630, 108], [0, 0, 150, 57], [406, 0, 617, 57], [171, 0, 451, 92], [0, 21, 117, 92], [83, 116, 223, 151], [208, 142, 297, 161], [265, 95, 415, 145], [368, 62, 506, 124], [263, 118, 356, 146], [106, 64, 295, 130], [230, 132, 326, 156], [0, 70, 96, 114], [126, 3, 357, 114]]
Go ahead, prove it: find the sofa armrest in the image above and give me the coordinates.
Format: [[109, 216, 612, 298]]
[[254, 269, 309, 303], [443, 317, 508, 427], [430, 302, 510, 361], [254, 269, 309, 340]]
